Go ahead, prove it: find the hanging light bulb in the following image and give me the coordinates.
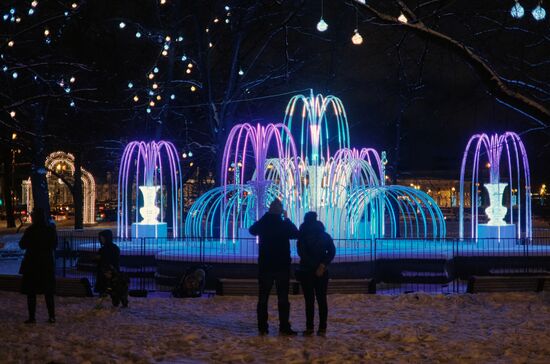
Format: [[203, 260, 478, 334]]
[[532, 5, 546, 20], [510, 1, 525, 18], [316, 17, 328, 32], [238, 68, 244, 76], [351, 29, 363, 45], [398, 12, 408, 23], [119, 22, 126, 29]]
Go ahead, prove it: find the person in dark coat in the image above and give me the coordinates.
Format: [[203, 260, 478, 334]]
[[297, 211, 335, 336], [19, 208, 58, 324], [249, 198, 299, 336], [94, 229, 120, 295]]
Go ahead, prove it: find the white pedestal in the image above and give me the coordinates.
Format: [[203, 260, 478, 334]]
[[478, 224, 516, 240], [132, 222, 167, 238]]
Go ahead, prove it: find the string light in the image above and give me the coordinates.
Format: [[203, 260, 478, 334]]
[[133, 95, 139, 102], [70, 76, 76, 83], [148, 73, 155, 79], [532, 5, 546, 20], [10, 111, 16, 118], [238, 68, 244, 76], [190, 85, 196, 92], [135, 32, 142, 38], [119, 22, 126, 29], [398, 13, 408, 23], [44, 29, 50, 36], [316, 18, 328, 32], [317, 0, 327, 32], [511, 1, 525, 18], [8, 40, 14, 47], [128, 82, 134, 88], [351, 30, 363, 45]]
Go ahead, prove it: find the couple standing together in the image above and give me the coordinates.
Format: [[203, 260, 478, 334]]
[[249, 199, 336, 336]]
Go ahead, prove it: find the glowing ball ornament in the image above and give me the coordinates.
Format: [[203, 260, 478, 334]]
[[510, 2, 525, 18], [351, 30, 363, 45], [316, 18, 328, 32], [532, 5, 546, 20]]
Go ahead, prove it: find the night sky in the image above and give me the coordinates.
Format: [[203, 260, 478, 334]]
[[2, 0, 549, 184]]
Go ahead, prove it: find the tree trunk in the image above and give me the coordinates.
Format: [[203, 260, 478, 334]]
[[73, 150, 84, 229], [2, 152, 16, 228], [30, 104, 51, 217]]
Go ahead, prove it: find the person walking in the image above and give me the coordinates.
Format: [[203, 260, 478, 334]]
[[249, 198, 299, 336], [19, 208, 58, 324], [94, 229, 120, 295], [296, 211, 335, 336]]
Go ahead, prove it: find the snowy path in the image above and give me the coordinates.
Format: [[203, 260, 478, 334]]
[[1, 292, 550, 363]]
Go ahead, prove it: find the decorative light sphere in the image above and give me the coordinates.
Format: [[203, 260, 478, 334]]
[[135, 32, 142, 38], [170, 94, 175, 100], [188, 151, 193, 157], [70, 77, 76, 83], [190, 85, 196, 92], [128, 82, 133, 88], [181, 55, 187, 61], [510, 3, 525, 18], [351, 30, 363, 45], [10, 111, 16, 118], [153, 67, 159, 73], [238, 68, 244, 76], [12, 71, 18, 79], [28, 9, 35, 15], [146, 108, 151, 113], [532, 5, 546, 21], [69, 100, 75, 107], [133, 95, 139, 102], [119, 22, 126, 29], [316, 18, 328, 32]]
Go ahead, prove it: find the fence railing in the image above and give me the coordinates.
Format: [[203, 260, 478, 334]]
[[54, 230, 550, 294]]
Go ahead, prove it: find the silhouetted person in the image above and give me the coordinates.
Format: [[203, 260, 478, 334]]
[[297, 211, 335, 336], [19, 208, 58, 324], [94, 230, 120, 296], [249, 199, 299, 336]]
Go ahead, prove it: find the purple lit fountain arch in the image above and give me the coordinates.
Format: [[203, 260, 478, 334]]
[[459, 132, 532, 240], [117, 141, 183, 239]]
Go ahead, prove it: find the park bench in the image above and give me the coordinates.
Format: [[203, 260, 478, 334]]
[[0, 274, 93, 297], [467, 275, 547, 293]]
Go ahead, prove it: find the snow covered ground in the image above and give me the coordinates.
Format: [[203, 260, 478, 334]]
[[1, 292, 550, 363]]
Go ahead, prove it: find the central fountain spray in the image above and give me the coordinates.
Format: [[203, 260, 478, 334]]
[[185, 91, 446, 241]]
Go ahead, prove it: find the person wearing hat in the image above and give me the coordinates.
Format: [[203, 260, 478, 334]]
[[249, 198, 299, 336]]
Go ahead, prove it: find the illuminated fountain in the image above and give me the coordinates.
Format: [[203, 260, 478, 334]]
[[459, 132, 532, 240], [117, 141, 183, 239], [185, 91, 446, 241]]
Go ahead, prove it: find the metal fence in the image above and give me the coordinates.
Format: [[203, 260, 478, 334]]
[[54, 229, 550, 294]]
